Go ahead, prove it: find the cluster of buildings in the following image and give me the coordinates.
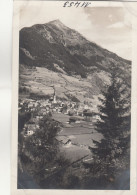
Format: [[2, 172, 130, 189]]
[[19, 91, 99, 137]]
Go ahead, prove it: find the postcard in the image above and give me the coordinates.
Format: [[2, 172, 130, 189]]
[[11, 1, 137, 194]]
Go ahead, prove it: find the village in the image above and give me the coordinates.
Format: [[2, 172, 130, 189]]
[[19, 89, 99, 137]]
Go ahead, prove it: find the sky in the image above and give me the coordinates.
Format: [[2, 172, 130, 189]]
[[19, 2, 132, 60]]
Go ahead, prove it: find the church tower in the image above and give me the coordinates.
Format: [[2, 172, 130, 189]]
[[53, 86, 57, 104]]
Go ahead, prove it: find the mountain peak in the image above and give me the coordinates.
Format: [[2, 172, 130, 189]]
[[20, 19, 131, 80], [49, 19, 62, 24], [48, 19, 68, 29]]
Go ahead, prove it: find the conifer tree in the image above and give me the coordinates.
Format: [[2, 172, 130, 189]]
[[91, 66, 131, 177]]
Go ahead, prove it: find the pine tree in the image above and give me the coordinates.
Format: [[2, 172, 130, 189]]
[[91, 66, 131, 178]]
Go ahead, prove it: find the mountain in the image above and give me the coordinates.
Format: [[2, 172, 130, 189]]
[[19, 20, 131, 103]]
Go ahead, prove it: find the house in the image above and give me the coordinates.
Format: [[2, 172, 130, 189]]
[[28, 102, 34, 108], [24, 123, 37, 136], [84, 110, 93, 121], [25, 130, 34, 136], [92, 114, 101, 121], [84, 105, 89, 110]]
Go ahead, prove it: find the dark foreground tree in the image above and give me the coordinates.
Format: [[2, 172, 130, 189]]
[[90, 66, 131, 188], [18, 115, 75, 189]]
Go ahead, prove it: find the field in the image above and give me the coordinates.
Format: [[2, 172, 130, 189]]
[[53, 113, 103, 161], [20, 65, 107, 107]]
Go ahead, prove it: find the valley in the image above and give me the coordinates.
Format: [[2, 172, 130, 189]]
[[18, 19, 131, 189]]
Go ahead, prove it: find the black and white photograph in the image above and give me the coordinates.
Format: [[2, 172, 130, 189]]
[[11, 1, 136, 192]]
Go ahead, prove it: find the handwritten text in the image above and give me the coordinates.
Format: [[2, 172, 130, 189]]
[[63, 1, 91, 8]]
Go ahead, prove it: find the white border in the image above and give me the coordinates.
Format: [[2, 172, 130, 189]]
[[11, 1, 137, 195]]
